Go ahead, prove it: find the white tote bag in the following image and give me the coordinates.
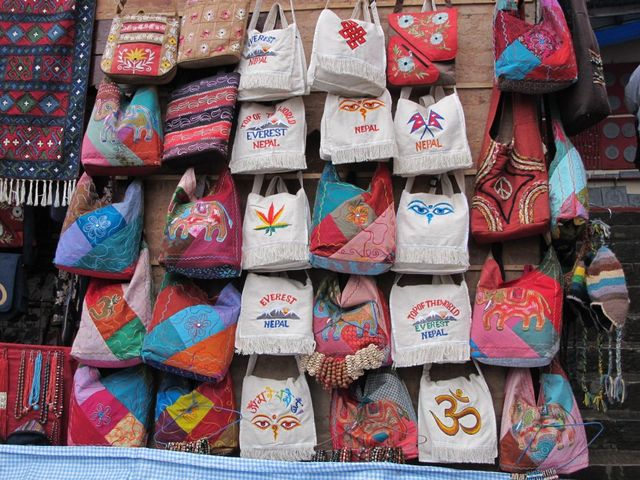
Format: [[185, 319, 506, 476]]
[[320, 89, 397, 164], [307, 0, 386, 97], [390, 275, 471, 367], [240, 355, 317, 460], [236, 272, 315, 355], [230, 97, 307, 174], [242, 173, 310, 271], [393, 87, 473, 176], [418, 361, 498, 464], [393, 171, 469, 274], [237, 0, 309, 101]]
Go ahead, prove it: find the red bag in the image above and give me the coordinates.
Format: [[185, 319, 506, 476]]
[[471, 87, 550, 244], [0, 203, 23, 248]]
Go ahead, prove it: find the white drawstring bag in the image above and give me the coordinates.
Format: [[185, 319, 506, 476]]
[[307, 0, 386, 97], [393, 87, 473, 176], [242, 173, 310, 271], [320, 89, 397, 164], [390, 275, 471, 367], [418, 361, 498, 464], [393, 171, 469, 274], [237, 0, 309, 101], [236, 272, 315, 355], [240, 355, 317, 460], [230, 97, 307, 174]]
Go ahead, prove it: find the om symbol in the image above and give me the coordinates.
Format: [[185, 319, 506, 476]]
[[430, 388, 482, 436], [408, 200, 454, 224]]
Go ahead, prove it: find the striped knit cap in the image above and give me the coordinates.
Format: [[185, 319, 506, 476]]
[[586, 246, 629, 329]]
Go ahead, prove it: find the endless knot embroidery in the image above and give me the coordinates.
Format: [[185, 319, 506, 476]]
[[339, 20, 367, 50]]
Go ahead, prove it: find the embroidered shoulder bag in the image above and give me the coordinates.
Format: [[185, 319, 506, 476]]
[[0, 203, 23, 248]]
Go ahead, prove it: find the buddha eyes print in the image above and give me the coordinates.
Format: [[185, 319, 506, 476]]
[[250, 413, 302, 440], [338, 98, 385, 121], [408, 200, 454, 223]]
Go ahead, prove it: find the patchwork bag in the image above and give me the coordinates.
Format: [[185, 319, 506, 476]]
[[471, 247, 563, 367], [471, 87, 550, 244], [159, 168, 242, 280], [494, 0, 577, 94], [393, 87, 472, 176], [320, 90, 397, 165], [418, 362, 498, 464], [162, 73, 240, 167], [393, 172, 469, 274], [500, 360, 589, 474], [0, 253, 26, 322], [154, 372, 239, 454], [177, 0, 250, 69], [0, 203, 23, 248], [71, 246, 152, 368], [242, 174, 310, 271], [230, 97, 307, 174], [100, 1, 180, 85], [310, 163, 396, 275], [390, 275, 471, 367], [67, 365, 153, 447], [387, 0, 458, 87], [81, 80, 162, 176], [301, 274, 391, 389], [54, 175, 143, 280], [240, 355, 316, 461], [236, 272, 314, 355], [308, 0, 386, 97], [141, 274, 241, 383], [237, 0, 308, 101]]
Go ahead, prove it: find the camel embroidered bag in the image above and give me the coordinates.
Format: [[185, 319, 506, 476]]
[[418, 362, 497, 464], [82, 79, 162, 176], [240, 355, 316, 461], [500, 360, 589, 474], [393, 87, 472, 176], [242, 174, 310, 272], [390, 275, 471, 367], [142, 274, 240, 383], [230, 97, 307, 174], [308, 0, 386, 97], [159, 168, 241, 280], [393, 172, 469, 274], [494, 0, 577, 94], [471, 247, 563, 367], [387, 0, 458, 87], [54, 175, 143, 280], [310, 163, 396, 275], [236, 273, 314, 355], [471, 87, 550, 244], [237, 0, 308, 101], [71, 246, 152, 368]]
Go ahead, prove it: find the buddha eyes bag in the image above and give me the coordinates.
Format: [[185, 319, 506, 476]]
[[81, 79, 162, 176], [159, 168, 241, 280]]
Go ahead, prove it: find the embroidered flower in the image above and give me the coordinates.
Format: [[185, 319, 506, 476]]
[[397, 55, 415, 73], [11, 206, 22, 220], [217, 28, 227, 39], [522, 30, 557, 58], [215, 45, 226, 53], [124, 48, 147, 62], [234, 26, 244, 38], [236, 8, 247, 19], [346, 204, 369, 226], [430, 33, 444, 45], [187, 32, 195, 41], [432, 12, 449, 24], [168, 36, 177, 46], [200, 43, 209, 54], [219, 9, 231, 20], [102, 59, 112, 69], [230, 42, 241, 52], [91, 403, 112, 427], [107, 34, 116, 42], [82, 215, 111, 242], [398, 15, 414, 28], [186, 315, 211, 340], [108, 415, 145, 447], [161, 59, 172, 70]]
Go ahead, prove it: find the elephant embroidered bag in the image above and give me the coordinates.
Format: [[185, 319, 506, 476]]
[[471, 247, 563, 367], [500, 360, 589, 474], [71, 246, 152, 368], [387, 0, 458, 87], [142, 274, 240, 383], [471, 87, 550, 244], [81, 80, 162, 176], [67, 365, 153, 447], [310, 163, 396, 275], [54, 175, 143, 280], [418, 362, 498, 464], [159, 168, 241, 280]]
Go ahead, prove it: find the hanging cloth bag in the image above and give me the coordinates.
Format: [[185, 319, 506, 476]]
[[308, 0, 386, 97], [230, 97, 307, 174], [418, 361, 498, 464], [390, 274, 471, 367], [237, 0, 308, 101], [393, 172, 469, 274], [240, 355, 316, 460]]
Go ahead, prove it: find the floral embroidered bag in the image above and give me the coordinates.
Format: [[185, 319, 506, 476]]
[[387, 0, 458, 87], [310, 163, 396, 275], [159, 168, 241, 280], [0, 203, 23, 248]]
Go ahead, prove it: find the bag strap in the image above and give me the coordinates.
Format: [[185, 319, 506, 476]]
[[472, 359, 486, 380], [248, 0, 265, 31], [491, 243, 506, 282], [439, 173, 455, 195], [351, 0, 372, 23], [115, 0, 126, 15], [265, 176, 289, 196], [432, 274, 454, 285], [251, 174, 265, 194], [263, 2, 290, 31], [422, 0, 437, 12], [246, 354, 305, 377]]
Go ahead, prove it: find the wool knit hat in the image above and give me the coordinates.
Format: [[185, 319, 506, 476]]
[[586, 245, 629, 329]]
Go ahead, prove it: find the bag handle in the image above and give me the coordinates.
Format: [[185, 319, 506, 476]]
[[265, 176, 289, 196], [431, 274, 454, 285], [116, 0, 178, 16], [246, 354, 305, 377], [403, 175, 440, 194], [263, 2, 290, 31], [351, 0, 372, 23]]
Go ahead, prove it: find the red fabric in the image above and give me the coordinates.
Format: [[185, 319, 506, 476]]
[[0, 203, 23, 248]]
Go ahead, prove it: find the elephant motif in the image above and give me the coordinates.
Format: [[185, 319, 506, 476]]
[[167, 200, 232, 243], [317, 302, 379, 342], [476, 287, 550, 332], [89, 293, 122, 321], [100, 105, 155, 144]]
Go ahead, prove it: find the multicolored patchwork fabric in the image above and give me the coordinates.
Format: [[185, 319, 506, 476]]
[[141, 273, 241, 383], [54, 174, 143, 280], [586, 246, 630, 330], [0, 203, 23, 248], [68, 365, 153, 447]]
